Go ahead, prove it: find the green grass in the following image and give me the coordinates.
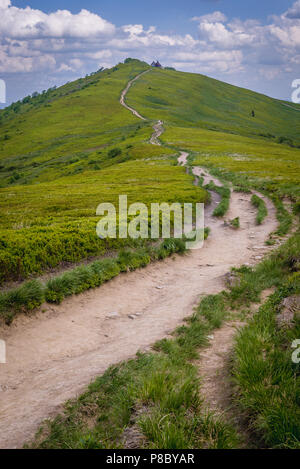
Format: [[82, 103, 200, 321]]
[[0, 159, 208, 284], [228, 234, 300, 308], [163, 126, 300, 204], [127, 68, 300, 145], [251, 195, 268, 225], [0, 279, 44, 324], [230, 217, 240, 229], [232, 274, 300, 448], [204, 181, 231, 217], [0, 237, 189, 324]]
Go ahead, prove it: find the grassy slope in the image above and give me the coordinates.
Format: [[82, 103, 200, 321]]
[[0, 60, 151, 186], [0, 60, 208, 283], [127, 68, 300, 145]]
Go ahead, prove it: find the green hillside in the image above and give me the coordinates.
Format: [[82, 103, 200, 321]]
[[0, 58, 299, 284], [127, 67, 300, 145]]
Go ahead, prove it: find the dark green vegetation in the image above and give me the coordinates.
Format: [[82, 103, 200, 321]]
[[251, 194, 268, 225], [29, 234, 300, 449], [0, 159, 207, 284]]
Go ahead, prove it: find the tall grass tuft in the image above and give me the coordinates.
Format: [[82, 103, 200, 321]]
[[0, 280, 44, 324], [205, 181, 231, 217], [251, 194, 268, 225]]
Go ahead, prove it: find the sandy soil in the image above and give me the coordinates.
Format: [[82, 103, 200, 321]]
[[0, 73, 280, 449]]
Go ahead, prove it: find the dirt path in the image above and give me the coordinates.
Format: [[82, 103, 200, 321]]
[[120, 70, 164, 146], [282, 102, 300, 112], [0, 177, 278, 448], [120, 70, 149, 120], [0, 73, 280, 449], [197, 288, 275, 447], [150, 120, 164, 145]]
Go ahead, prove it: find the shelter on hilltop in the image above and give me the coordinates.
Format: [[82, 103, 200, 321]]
[[151, 60, 162, 68]]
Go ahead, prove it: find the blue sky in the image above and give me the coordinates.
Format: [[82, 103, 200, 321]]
[[1, 0, 300, 105], [12, 1, 287, 31]]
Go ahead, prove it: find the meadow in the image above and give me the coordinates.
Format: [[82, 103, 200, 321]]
[[126, 67, 300, 146], [0, 60, 208, 284], [0, 158, 207, 284]]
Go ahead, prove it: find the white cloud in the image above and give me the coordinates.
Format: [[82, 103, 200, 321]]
[[284, 0, 300, 19], [0, 1, 299, 101], [0, 3, 115, 39], [0, 0, 11, 9], [192, 12, 227, 24]]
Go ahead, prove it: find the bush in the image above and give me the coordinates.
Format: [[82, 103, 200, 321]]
[[107, 148, 122, 159]]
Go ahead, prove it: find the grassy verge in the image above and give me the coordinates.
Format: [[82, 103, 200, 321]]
[[204, 181, 231, 217], [232, 274, 300, 448], [271, 195, 293, 236], [228, 234, 300, 308], [0, 235, 208, 324], [251, 194, 268, 225], [28, 293, 238, 449]]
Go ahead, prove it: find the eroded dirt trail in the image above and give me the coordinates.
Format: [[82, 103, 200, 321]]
[[0, 72, 279, 449]]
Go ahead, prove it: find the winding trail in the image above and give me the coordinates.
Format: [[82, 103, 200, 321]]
[[281, 102, 300, 112], [0, 73, 281, 449], [120, 68, 164, 146], [120, 70, 149, 121]]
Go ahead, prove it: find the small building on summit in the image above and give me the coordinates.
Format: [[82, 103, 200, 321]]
[[151, 60, 162, 68]]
